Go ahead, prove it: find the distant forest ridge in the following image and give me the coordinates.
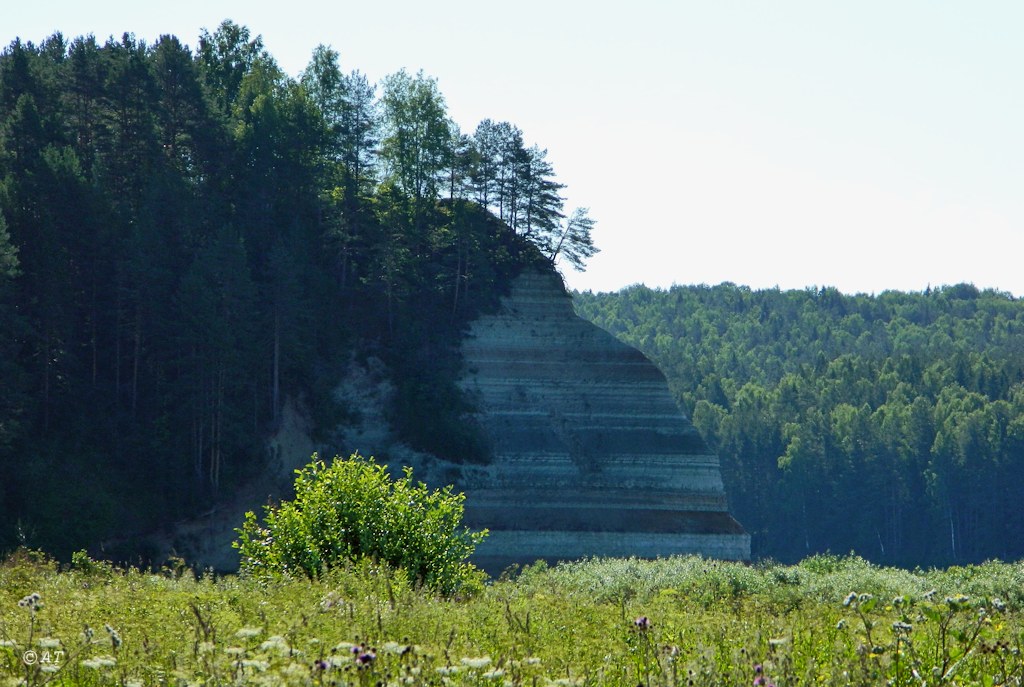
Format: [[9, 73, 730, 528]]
[[574, 281, 1024, 566], [0, 21, 595, 557]]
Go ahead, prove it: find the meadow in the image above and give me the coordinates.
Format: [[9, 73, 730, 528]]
[[2, 550, 1023, 686]]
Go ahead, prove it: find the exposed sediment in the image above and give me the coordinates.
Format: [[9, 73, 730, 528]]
[[458, 269, 749, 570]]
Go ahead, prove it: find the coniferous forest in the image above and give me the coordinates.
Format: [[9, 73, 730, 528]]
[[0, 22, 596, 557], [574, 283, 1024, 567]]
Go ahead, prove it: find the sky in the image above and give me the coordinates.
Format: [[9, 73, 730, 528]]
[[10, 1, 1024, 296]]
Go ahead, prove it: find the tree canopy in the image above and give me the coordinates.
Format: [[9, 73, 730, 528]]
[[0, 22, 594, 558], [575, 283, 1024, 567]]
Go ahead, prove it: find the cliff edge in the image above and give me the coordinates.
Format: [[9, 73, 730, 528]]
[[458, 269, 750, 570]]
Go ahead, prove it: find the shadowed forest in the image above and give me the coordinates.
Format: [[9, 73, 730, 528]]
[[575, 283, 1024, 566], [0, 21, 594, 557]]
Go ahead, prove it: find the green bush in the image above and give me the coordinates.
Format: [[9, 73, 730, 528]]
[[234, 453, 487, 595]]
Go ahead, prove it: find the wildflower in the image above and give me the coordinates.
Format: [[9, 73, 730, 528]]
[[225, 647, 246, 656], [18, 593, 42, 611], [754, 664, 763, 674], [633, 616, 652, 631], [382, 641, 405, 654], [37, 638, 61, 649], [259, 635, 290, 654], [893, 596, 905, 607], [993, 598, 1007, 612], [483, 669, 505, 679], [436, 666, 461, 675], [82, 655, 116, 669], [754, 678, 766, 687], [0, 640, 16, 648], [355, 650, 376, 667], [235, 627, 262, 640], [892, 621, 913, 635], [842, 592, 857, 607], [923, 589, 937, 601], [240, 659, 270, 671], [104, 625, 122, 650], [319, 593, 343, 611], [836, 619, 846, 630], [461, 656, 492, 669], [314, 659, 330, 671]]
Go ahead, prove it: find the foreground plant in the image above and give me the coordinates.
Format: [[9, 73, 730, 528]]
[[234, 452, 488, 595]]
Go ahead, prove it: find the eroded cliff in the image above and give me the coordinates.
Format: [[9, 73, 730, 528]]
[[457, 269, 749, 569]]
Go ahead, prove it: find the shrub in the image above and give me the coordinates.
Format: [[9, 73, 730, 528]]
[[234, 453, 487, 595]]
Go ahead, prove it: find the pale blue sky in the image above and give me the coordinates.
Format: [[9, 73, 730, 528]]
[[11, 1, 1024, 295]]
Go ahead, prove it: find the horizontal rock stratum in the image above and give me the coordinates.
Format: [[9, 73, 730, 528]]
[[459, 269, 750, 570]]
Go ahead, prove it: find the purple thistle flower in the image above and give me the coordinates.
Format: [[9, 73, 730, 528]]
[[633, 616, 652, 631]]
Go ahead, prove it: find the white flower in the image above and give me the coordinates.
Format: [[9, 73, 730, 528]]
[[382, 641, 404, 654], [235, 627, 263, 639], [259, 635, 290, 654], [461, 656, 491, 669], [241, 659, 269, 671]]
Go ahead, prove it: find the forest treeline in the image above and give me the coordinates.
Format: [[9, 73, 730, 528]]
[[0, 21, 596, 556], [574, 282, 1024, 567]]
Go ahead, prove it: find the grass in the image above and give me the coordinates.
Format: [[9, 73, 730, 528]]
[[1, 550, 1022, 686]]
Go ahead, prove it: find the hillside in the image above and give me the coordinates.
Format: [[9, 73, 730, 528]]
[[574, 283, 1024, 567], [0, 22, 594, 558]]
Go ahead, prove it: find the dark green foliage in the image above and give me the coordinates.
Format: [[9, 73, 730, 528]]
[[0, 25, 586, 560], [575, 283, 1024, 567], [234, 453, 487, 594]]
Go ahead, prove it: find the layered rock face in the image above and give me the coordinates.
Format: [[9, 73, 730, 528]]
[[459, 269, 749, 570]]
